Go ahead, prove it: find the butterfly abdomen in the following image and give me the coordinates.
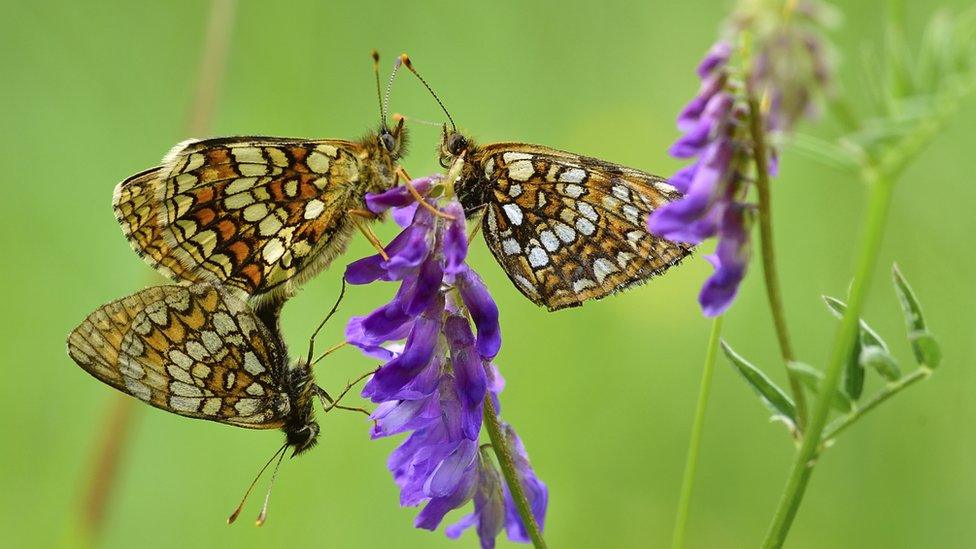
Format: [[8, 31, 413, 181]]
[[281, 363, 319, 454]]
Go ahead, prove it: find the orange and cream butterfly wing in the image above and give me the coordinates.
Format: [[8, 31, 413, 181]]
[[473, 143, 692, 310], [67, 283, 291, 428], [113, 137, 367, 298]]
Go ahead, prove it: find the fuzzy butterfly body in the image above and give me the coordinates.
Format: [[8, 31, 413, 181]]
[[440, 133, 693, 310], [114, 125, 406, 301], [66, 283, 321, 453]]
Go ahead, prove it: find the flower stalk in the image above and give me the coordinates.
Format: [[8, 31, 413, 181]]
[[76, 0, 236, 541], [671, 316, 723, 549], [761, 171, 894, 548], [483, 396, 547, 549], [747, 95, 808, 432]]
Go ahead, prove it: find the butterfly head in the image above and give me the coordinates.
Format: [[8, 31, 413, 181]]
[[286, 421, 319, 456], [377, 115, 408, 160], [439, 126, 473, 168]]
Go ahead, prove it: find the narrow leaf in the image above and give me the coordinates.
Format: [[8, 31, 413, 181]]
[[892, 264, 942, 368], [823, 295, 902, 383], [790, 133, 863, 171], [845, 337, 865, 400], [859, 345, 901, 381], [787, 362, 853, 413], [823, 295, 891, 350], [721, 341, 796, 421], [910, 330, 943, 370], [822, 295, 866, 399]]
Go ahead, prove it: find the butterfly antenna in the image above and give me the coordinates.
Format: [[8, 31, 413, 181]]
[[305, 278, 347, 367], [372, 50, 386, 128], [227, 443, 287, 525], [392, 112, 443, 127], [399, 54, 456, 132], [254, 446, 289, 526], [382, 56, 403, 128]]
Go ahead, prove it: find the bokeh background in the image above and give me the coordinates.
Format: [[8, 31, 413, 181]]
[[2, 1, 974, 547]]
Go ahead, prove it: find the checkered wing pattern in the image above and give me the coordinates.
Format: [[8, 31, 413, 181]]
[[113, 137, 368, 298], [67, 283, 291, 428], [471, 144, 692, 310]]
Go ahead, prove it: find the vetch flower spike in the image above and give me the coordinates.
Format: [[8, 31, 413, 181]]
[[344, 175, 547, 546]]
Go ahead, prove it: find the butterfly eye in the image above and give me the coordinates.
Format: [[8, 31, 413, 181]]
[[380, 131, 396, 152], [447, 133, 467, 156]]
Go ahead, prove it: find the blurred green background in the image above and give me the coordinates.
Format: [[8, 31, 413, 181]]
[[2, 1, 973, 547]]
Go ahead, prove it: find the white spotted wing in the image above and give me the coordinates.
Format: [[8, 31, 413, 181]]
[[465, 143, 692, 310], [67, 283, 291, 428]]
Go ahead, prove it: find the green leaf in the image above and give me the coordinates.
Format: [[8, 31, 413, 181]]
[[884, 4, 917, 104], [790, 133, 863, 171], [910, 330, 943, 370], [822, 295, 866, 398], [845, 336, 865, 400], [892, 264, 941, 368], [721, 341, 796, 422], [859, 345, 901, 381], [823, 295, 901, 383], [786, 362, 853, 413]]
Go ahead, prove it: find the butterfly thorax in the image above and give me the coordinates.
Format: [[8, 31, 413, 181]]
[[282, 362, 319, 455], [439, 131, 491, 215]]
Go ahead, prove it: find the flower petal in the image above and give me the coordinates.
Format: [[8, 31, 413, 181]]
[[699, 204, 752, 316], [445, 315, 488, 439], [696, 41, 731, 78], [501, 425, 549, 543], [365, 176, 437, 213], [362, 295, 445, 402], [456, 268, 502, 359], [441, 201, 469, 274]]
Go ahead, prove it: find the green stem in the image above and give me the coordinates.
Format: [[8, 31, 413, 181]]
[[747, 96, 808, 432], [73, 1, 236, 542], [671, 316, 723, 549], [823, 368, 930, 441], [483, 396, 547, 549], [761, 171, 895, 549]]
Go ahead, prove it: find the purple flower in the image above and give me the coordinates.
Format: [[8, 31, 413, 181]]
[[446, 449, 505, 548], [696, 40, 732, 77], [649, 3, 833, 316], [447, 425, 548, 548], [365, 176, 438, 214], [345, 176, 547, 545], [722, 0, 835, 135], [501, 425, 548, 543], [647, 42, 753, 316]]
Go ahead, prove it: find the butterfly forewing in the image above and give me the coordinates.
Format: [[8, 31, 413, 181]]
[[114, 137, 371, 298], [67, 283, 291, 428], [471, 144, 692, 310]]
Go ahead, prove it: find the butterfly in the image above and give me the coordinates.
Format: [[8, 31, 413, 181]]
[[66, 282, 355, 524], [402, 56, 693, 311], [113, 52, 408, 302]]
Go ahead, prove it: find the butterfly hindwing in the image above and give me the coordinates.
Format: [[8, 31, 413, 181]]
[[473, 144, 692, 310], [114, 137, 367, 298], [67, 283, 291, 428]]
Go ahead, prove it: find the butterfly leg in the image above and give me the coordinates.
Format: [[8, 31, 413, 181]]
[[304, 279, 347, 373], [395, 166, 456, 220], [348, 209, 390, 260], [316, 368, 378, 418]]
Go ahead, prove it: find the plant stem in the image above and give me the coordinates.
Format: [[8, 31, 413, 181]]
[[79, 396, 138, 543], [823, 368, 930, 441], [483, 396, 547, 549], [75, 0, 237, 542], [761, 171, 894, 549], [671, 316, 723, 549], [747, 96, 808, 432]]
